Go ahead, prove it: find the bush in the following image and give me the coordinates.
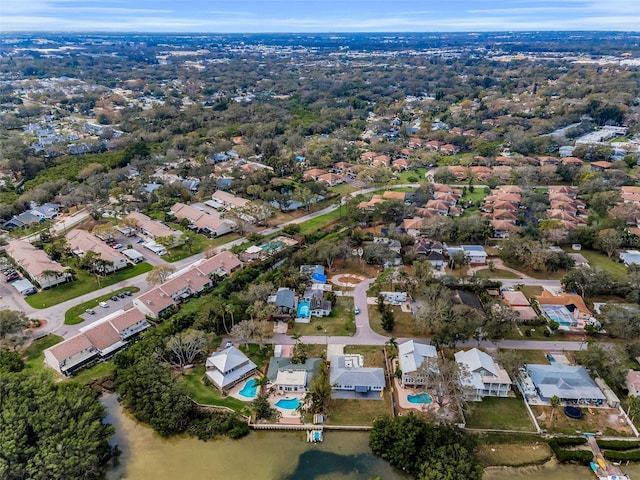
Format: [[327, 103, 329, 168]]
[[603, 450, 640, 462], [549, 437, 591, 465], [552, 437, 587, 447], [598, 439, 640, 451]]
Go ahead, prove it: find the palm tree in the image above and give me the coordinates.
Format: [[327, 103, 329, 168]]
[[291, 332, 302, 343], [627, 395, 640, 424], [549, 395, 561, 427], [254, 375, 270, 395]]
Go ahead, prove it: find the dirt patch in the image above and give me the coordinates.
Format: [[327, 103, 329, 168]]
[[26, 319, 48, 331], [531, 405, 633, 436]]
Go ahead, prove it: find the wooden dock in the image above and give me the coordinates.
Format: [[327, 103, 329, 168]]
[[586, 436, 629, 479]]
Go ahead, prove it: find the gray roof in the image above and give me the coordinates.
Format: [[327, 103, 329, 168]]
[[275, 288, 295, 309], [455, 348, 498, 376], [398, 340, 437, 374], [526, 364, 606, 401], [266, 357, 322, 381], [330, 355, 385, 389]]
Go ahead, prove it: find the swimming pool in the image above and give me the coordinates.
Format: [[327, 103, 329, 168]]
[[275, 398, 300, 410], [407, 393, 433, 405], [296, 301, 310, 318], [239, 379, 257, 399]]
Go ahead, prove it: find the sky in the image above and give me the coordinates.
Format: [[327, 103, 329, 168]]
[[2, 0, 640, 33]]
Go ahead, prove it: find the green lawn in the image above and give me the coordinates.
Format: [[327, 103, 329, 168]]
[[22, 335, 63, 373], [181, 365, 252, 415], [500, 349, 550, 365], [503, 262, 567, 280], [297, 209, 343, 236], [238, 343, 273, 371], [502, 324, 555, 341], [163, 229, 215, 262], [474, 268, 522, 279], [329, 183, 360, 196], [291, 297, 356, 336], [573, 249, 628, 278], [69, 361, 115, 385], [369, 305, 423, 337], [393, 168, 426, 184], [328, 391, 392, 425], [465, 396, 535, 431], [64, 286, 141, 325], [460, 189, 487, 204], [344, 345, 386, 368], [25, 263, 151, 309]]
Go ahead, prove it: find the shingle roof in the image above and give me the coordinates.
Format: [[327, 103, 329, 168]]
[[526, 364, 605, 401], [398, 340, 437, 374]]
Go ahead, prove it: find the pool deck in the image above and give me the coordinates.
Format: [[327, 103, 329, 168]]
[[393, 376, 445, 413], [269, 392, 305, 424], [227, 375, 260, 402]]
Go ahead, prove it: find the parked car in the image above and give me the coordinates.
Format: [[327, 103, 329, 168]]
[[85, 308, 96, 315], [354, 306, 360, 315], [123, 290, 132, 296], [99, 302, 109, 308], [6, 273, 19, 282], [117, 292, 126, 299], [110, 296, 118, 302]]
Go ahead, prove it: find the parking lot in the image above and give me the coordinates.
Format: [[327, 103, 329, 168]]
[[79, 289, 136, 322]]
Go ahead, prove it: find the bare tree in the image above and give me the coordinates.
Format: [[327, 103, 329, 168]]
[[0, 310, 30, 351], [163, 329, 208, 374], [147, 264, 177, 285], [416, 356, 474, 413]]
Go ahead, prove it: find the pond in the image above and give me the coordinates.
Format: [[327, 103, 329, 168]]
[[103, 394, 409, 480]]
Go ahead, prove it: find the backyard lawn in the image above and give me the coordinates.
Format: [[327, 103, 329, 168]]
[[163, 229, 217, 262], [64, 286, 141, 325], [531, 405, 633, 436], [22, 334, 63, 373], [291, 296, 356, 336], [464, 396, 535, 432], [297, 209, 343, 236], [69, 361, 115, 385], [328, 391, 392, 425], [477, 442, 551, 467], [344, 345, 386, 368], [25, 263, 151, 309], [573, 249, 628, 278], [181, 365, 252, 415]]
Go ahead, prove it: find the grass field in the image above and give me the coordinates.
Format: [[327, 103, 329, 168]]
[[474, 268, 522, 279], [291, 297, 356, 336], [328, 391, 392, 425], [69, 361, 115, 385], [465, 396, 535, 431], [163, 229, 215, 262], [393, 168, 425, 184], [64, 286, 141, 325], [25, 263, 151, 309], [477, 442, 552, 467], [344, 345, 386, 368], [22, 335, 63, 374], [574, 249, 628, 278], [503, 262, 567, 280], [369, 305, 423, 337], [181, 365, 252, 415], [297, 209, 343, 236]]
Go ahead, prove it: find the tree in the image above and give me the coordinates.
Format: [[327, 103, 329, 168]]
[[252, 392, 277, 421], [416, 356, 473, 412], [549, 395, 561, 427], [381, 308, 395, 332], [293, 186, 318, 213], [0, 309, 29, 351], [418, 443, 483, 480], [597, 303, 640, 339], [155, 235, 176, 249], [574, 342, 628, 392], [163, 329, 208, 373], [562, 265, 614, 298], [147, 264, 177, 285], [230, 319, 272, 351], [594, 228, 623, 258], [0, 372, 114, 480], [305, 361, 332, 415], [627, 395, 640, 423], [248, 200, 275, 227]]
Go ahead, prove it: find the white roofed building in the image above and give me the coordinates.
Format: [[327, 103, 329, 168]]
[[205, 346, 257, 392], [398, 340, 438, 387], [455, 348, 512, 401]]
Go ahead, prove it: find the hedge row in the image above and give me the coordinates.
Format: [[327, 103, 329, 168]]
[[597, 439, 640, 451], [603, 450, 640, 462], [549, 438, 592, 465], [551, 437, 587, 447]]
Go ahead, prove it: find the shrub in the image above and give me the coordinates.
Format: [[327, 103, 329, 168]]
[[597, 440, 640, 451], [549, 437, 591, 465], [603, 450, 640, 462]]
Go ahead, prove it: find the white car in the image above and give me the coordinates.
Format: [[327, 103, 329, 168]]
[[354, 306, 360, 315], [99, 302, 109, 308]]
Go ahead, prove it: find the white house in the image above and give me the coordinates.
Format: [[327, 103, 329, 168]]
[[43, 334, 98, 376], [205, 346, 257, 392], [65, 229, 128, 273], [461, 245, 488, 265], [5, 239, 71, 289], [329, 355, 385, 398], [398, 340, 438, 387], [455, 348, 512, 401]]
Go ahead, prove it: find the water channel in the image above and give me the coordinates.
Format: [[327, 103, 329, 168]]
[[103, 394, 640, 480]]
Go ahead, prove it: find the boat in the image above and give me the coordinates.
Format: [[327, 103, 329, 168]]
[[597, 458, 607, 470], [591, 461, 598, 473]]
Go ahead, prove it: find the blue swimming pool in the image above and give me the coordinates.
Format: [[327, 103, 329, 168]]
[[275, 398, 300, 410], [239, 379, 257, 399], [297, 301, 310, 318], [407, 393, 433, 405]]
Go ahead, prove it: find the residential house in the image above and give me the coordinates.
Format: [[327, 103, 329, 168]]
[[392, 158, 410, 171], [5, 239, 70, 289], [400, 218, 424, 237], [382, 191, 406, 202], [43, 334, 98, 376], [521, 364, 605, 404], [537, 291, 592, 330], [622, 186, 640, 205], [194, 251, 242, 278], [2, 203, 61, 229], [440, 144, 460, 155], [372, 154, 391, 167], [329, 354, 385, 398], [398, 340, 438, 387], [170, 202, 235, 237], [133, 286, 177, 319], [211, 190, 250, 210], [269, 287, 296, 315], [125, 212, 183, 245], [303, 168, 327, 181], [65, 229, 128, 273], [266, 357, 322, 393], [205, 346, 257, 392], [81, 321, 127, 359], [455, 348, 512, 401], [358, 194, 385, 210], [490, 219, 520, 239], [317, 173, 346, 187], [461, 245, 488, 264], [333, 162, 354, 175], [591, 161, 613, 172], [502, 291, 530, 307]]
